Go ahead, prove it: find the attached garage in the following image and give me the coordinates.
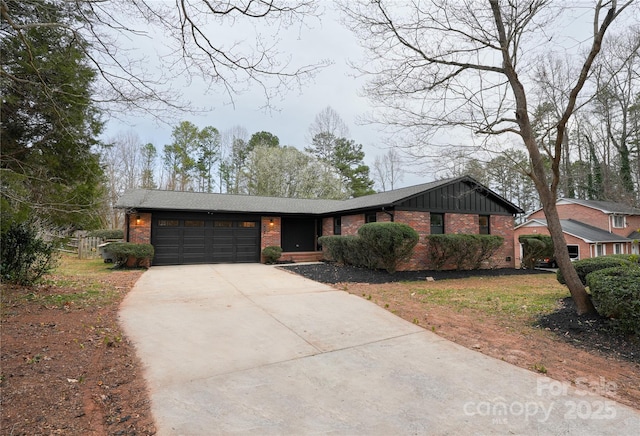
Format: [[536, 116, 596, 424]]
[[151, 213, 260, 265], [117, 176, 523, 269]]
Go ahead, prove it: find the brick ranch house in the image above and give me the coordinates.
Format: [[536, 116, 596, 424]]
[[514, 198, 640, 268], [116, 176, 523, 270]]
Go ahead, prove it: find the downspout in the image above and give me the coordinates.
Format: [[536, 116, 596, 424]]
[[125, 211, 130, 242], [381, 207, 394, 222]]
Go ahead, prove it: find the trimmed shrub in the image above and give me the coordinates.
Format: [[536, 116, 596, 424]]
[[88, 229, 124, 240], [587, 266, 640, 335], [0, 220, 60, 285], [426, 234, 504, 271], [318, 235, 376, 269], [320, 222, 418, 273], [262, 246, 283, 264], [556, 255, 634, 285], [358, 222, 419, 273], [107, 242, 154, 268], [518, 234, 554, 269]]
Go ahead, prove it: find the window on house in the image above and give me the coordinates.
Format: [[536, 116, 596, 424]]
[[479, 215, 490, 235], [333, 217, 342, 235], [430, 213, 444, 234], [595, 244, 605, 257], [567, 245, 579, 260], [238, 221, 257, 228], [184, 220, 204, 227], [612, 215, 625, 228], [365, 212, 377, 223], [158, 219, 179, 227], [214, 221, 233, 227], [613, 243, 623, 255]]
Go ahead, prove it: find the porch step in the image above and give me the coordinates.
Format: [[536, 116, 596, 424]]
[[280, 251, 324, 263]]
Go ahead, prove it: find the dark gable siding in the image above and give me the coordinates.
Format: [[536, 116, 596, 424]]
[[396, 180, 513, 215]]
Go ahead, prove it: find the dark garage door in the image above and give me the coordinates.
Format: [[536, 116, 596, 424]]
[[151, 214, 260, 265]]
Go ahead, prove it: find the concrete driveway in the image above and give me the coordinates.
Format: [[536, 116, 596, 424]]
[[119, 264, 640, 435]]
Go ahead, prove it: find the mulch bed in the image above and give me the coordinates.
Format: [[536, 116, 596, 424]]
[[280, 262, 552, 284]]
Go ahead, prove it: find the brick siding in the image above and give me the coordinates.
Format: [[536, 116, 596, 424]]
[[261, 216, 281, 250], [128, 213, 151, 244]]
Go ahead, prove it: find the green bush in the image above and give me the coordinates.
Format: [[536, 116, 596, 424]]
[[587, 266, 640, 335], [319, 222, 418, 273], [262, 246, 283, 264], [88, 229, 124, 240], [518, 234, 554, 269], [556, 255, 634, 285], [426, 234, 504, 271], [106, 242, 154, 268], [319, 235, 377, 269], [1, 220, 60, 285], [357, 222, 419, 273]]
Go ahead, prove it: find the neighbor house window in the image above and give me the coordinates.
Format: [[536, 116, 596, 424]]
[[567, 245, 579, 260], [365, 212, 377, 223], [613, 243, 624, 254], [612, 215, 625, 228], [430, 213, 444, 234], [333, 217, 342, 235], [595, 244, 605, 257], [479, 215, 490, 235]]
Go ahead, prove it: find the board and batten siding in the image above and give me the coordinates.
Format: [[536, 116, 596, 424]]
[[396, 181, 514, 215]]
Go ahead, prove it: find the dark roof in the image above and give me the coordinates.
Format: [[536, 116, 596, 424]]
[[557, 198, 640, 215], [522, 219, 632, 243], [116, 176, 523, 215]]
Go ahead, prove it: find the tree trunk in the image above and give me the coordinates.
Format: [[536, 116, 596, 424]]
[[539, 193, 596, 315]]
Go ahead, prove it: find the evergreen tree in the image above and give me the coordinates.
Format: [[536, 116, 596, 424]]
[[1, 0, 104, 229]]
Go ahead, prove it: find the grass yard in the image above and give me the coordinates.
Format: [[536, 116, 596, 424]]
[[406, 275, 568, 324]]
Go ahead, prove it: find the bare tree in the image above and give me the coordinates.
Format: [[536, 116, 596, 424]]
[[101, 131, 145, 228], [341, 0, 636, 315], [0, 0, 326, 119], [373, 148, 405, 191], [308, 106, 350, 141]]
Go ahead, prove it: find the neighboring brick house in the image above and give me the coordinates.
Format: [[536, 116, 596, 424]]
[[514, 198, 640, 267], [116, 176, 523, 270]]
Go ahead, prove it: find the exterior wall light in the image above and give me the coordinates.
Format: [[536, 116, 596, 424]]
[[136, 215, 141, 225]]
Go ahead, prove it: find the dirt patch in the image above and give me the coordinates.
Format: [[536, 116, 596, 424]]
[[1, 269, 156, 435], [282, 264, 640, 411]]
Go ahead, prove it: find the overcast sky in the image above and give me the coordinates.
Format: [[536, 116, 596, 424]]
[[101, 3, 423, 187]]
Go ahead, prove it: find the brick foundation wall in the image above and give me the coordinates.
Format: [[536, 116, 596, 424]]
[[128, 213, 151, 244]]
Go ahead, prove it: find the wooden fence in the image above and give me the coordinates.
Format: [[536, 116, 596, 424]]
[[61, 236, 104, 259]]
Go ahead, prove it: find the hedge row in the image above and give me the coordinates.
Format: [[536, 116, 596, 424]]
[[556, 254, 638, 285], [106, 242, 154, 268], [319, 222, 419, 273], [425, 234, 504, 271], [587, 266, 640, 335]]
